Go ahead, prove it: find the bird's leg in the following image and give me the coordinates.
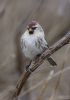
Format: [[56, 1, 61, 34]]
[[33, 54, 41, 64], [36, 54, 41, 58], [26, 54, 41, 71]]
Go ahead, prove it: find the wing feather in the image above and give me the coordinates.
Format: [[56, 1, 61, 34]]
[[36, 37, 48, 51]]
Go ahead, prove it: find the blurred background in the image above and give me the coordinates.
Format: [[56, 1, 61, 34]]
[[0, 0, 70, 100]]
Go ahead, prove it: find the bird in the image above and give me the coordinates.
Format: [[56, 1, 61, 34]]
[[20, 20, 57, 70]]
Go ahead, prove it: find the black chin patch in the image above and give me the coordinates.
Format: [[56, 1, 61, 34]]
[[29, 31, 34, 34]]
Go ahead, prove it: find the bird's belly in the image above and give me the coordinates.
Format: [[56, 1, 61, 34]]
[[23, 40, 42, 60]]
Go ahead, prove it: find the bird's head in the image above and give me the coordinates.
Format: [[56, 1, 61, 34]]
[[27, 20, 43, 35]]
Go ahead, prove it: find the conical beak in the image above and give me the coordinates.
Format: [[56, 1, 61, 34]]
[[28, 28, 33, 34], [29, 28, 32, 32]]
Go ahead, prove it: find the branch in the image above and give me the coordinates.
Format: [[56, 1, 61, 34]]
[[13, 31, 70, 98]]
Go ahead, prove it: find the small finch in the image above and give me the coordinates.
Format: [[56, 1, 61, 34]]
[[20, 20, 57, 70]]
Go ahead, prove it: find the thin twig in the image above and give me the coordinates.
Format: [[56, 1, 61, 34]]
[[37, 70, 54, 100], [13, 31, 70, 98], [49, 45, 70, 100]]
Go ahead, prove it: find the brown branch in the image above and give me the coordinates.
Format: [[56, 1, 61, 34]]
[[13, 31, 70, 98]]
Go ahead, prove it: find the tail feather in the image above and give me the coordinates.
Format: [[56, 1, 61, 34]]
[[47, 56, 57, 66]]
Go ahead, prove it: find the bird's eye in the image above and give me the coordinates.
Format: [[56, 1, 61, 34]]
[[32, 27, 37, 30], [27, 27, 29, 30]]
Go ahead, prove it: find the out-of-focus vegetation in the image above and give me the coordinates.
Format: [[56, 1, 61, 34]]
[[0, 0, 70, 100]]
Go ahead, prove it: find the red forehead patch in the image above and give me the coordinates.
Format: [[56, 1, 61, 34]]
[[28, 20, 37, 28]]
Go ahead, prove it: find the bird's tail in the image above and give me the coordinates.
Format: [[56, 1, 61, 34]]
[[47, 56, 57, 66]]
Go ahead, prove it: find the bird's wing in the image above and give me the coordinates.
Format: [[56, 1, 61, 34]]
[[36, 37, 57, 66], [36, 37, 49, 51]]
